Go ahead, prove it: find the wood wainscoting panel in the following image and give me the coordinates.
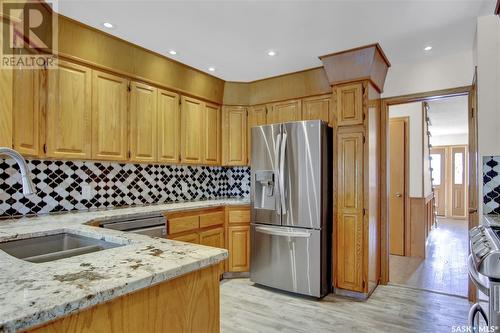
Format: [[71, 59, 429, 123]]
[[28, 265, 220, 333]]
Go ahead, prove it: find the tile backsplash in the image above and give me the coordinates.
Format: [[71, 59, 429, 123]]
[[484, 156, 500, 215], [0, 159, 250, 218]]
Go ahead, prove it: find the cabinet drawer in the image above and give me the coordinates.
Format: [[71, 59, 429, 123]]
[[170, 232, 199, 244], [228, 209, 250, 224], [168, 216, 199, 234], [199, 211, 224, 228]]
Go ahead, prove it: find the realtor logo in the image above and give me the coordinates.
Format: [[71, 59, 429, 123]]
[[1, 0, 58, 69]]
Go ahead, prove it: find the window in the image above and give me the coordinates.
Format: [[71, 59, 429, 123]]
[[454, 152, 463, 185], [430, 154, 441, 186]]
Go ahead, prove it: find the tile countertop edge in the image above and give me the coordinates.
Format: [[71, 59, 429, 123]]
[[0, 198, 248, 333]]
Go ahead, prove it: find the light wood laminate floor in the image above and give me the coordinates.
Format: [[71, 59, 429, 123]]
[[220, 278, 469, 333], [389, 217, 468, 297]]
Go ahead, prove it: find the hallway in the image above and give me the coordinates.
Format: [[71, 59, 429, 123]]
[[389, 217, 469, 297]]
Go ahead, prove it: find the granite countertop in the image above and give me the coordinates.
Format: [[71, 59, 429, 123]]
[[0, 198, 249, 333]]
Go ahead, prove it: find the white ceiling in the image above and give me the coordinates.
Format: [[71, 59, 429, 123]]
[[427, 95, 469, 136], [56, 0, 496, 82]]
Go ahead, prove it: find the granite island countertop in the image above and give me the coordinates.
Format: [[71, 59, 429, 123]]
[[0, 198, 249, 333]]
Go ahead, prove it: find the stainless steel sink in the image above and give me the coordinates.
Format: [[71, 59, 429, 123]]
[[0, 233, 123, 263]]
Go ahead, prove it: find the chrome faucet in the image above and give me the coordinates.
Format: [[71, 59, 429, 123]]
[[0, 147, 36, 196]]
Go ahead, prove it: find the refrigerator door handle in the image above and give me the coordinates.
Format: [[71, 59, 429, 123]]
[[279, 132, 287, 214], [255, 226, 311, 238], [274, 133, 282, 215]]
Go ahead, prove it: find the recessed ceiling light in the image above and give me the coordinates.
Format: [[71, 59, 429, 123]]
[[267, 50, 277, 56], [208, 67, 215, 72], [103, 22, 114, 29], [424, 46, 432, 51], [168, 50, 177, 55]]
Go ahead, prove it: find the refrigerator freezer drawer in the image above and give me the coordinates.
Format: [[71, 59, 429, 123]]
[[250, 224, 323, 297]]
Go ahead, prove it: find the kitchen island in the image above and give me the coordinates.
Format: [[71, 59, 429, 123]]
[[0, 199, 248, 333]]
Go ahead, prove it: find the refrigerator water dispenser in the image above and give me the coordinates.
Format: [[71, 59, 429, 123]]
[[254, 170, 275, 210]]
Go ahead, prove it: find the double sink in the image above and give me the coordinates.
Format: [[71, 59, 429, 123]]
[[0, 233, 123, 263]]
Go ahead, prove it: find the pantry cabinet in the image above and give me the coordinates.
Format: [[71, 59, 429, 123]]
[[203, 103, 221, 165], [157, 89, 180, 163], [46, 61, 92, 159], [180, 96, 204, 164], [222, 106, 247, 166], [13, 68, 42, 156], [91, 70, 129, 161], [129, 82, 158, 162], [267, 99, 302, 124], [302, 94, 331, 125], [247, 105, 267, 164], [334, 83, 363, 126]]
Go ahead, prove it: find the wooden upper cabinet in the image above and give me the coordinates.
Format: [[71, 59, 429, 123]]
[[91, 70, 128, 161], [46, 61, 92, 159], [129, 82, 158, 162], [157, 89, 180, 164], [13, 68, 41, 156], [247, 105, 267, 164], [336, 129, 364, 292], [302, 94, 331, 125], [180, 96, 204, 164], [334, 83, 363, 126], [267, 99, 302, 125], [222, 106, 247, 166], [203, 103, 221, 165]]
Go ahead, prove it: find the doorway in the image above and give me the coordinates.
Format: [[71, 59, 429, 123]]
[[382, 88, 474, 299]]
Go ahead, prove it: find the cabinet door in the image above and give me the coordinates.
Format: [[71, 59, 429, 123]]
[[302, 94, 331, 124], [200, 227, 225, 275], [203, 103, 221, 165], [336, 130, 364, 292], [13, 68, 41, 156], [222, 106, 247, 166], [247, 105, 267, 164], [46, 61, 91, 159], [91, 70, 128, 161], [334, 83, 363, 126], [129, 82, 157, 162], [228, 225, 250, 272], [267, 99, 302, 125], [180, 96, 204, 164], [170, 232, 200, 244], [158, 89, 180, 163]]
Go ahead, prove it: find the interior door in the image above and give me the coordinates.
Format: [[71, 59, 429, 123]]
[[389, 118, 406, 256], [430, 147, 446, 216], [282, 120, 323, 229], [451, 146, 467, 218]]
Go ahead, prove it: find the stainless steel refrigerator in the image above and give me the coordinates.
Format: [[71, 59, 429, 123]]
[[250, 120, 332, 298]]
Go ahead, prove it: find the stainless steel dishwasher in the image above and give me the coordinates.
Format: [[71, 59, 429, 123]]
[[100, 213, 167, 238]]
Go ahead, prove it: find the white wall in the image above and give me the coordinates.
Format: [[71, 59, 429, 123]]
[[475, 15, 500, 217], [389, 102, 423, 197], [431, 133, 469, 146], [383, 50, 474, 98]]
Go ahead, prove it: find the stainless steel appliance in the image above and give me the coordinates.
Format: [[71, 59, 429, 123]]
[[100, 213, 167, 238], [250, 120, 332, 298], [468, 220, 500, 331]]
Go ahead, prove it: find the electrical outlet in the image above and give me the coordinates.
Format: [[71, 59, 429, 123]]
[[81, 183, 93, 200]]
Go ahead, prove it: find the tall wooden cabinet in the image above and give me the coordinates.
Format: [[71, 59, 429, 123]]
[[13, 68, 42, 156], [46, 61, 92, 159], [222, 106, 247, 166], [129, 82, 158, 162], [180, 96, 204, 164], [203, 103, 221, 165], [157, 89, 180, 163], [91, 70, 129, 161]]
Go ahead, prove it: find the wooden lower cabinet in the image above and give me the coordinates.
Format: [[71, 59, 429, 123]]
[[200, 227, 225, 275], [29, 265, 220, 333], [171, 232, 199, 244], [227, 225, 250, 272]]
